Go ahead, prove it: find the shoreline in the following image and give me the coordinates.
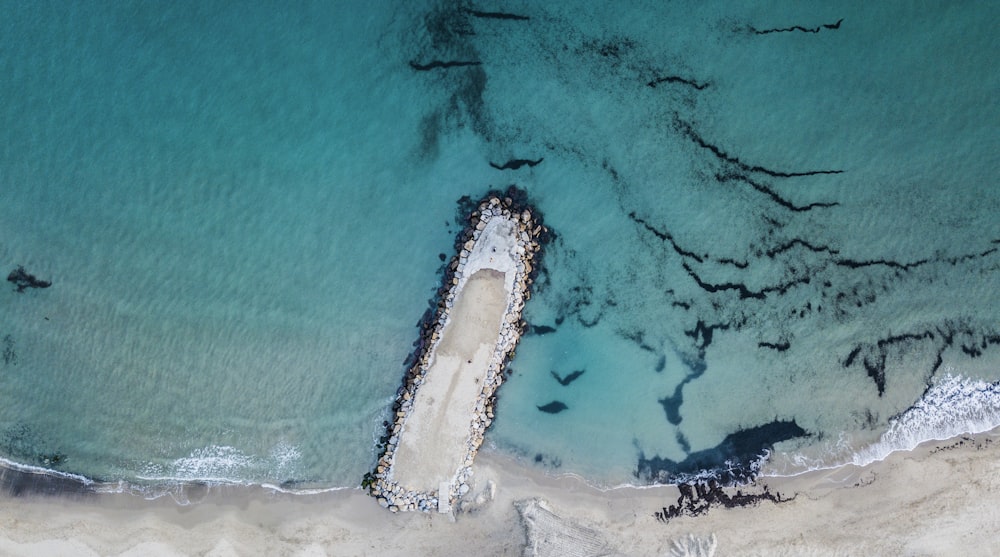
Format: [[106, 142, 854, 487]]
[[1, 426, 999, 554]]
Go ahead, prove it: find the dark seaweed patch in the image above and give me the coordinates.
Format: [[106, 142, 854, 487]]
[[682, 262, 809, 300], [659, 351, 709, 425], [408, 5, 493, 144], [659, 388, 687, 426], [580, 36, 638, 62], [529, 324, 557, 336], [7, 266, 52, 293], [466, 9, 529, 21], [408, 60, 482, 71], [655, 354, 667, 372], [684, 320, 730, 350], [628, 212, 705, 263], [653, 482, 792, 523], [532, 453, 563, 468], [2, 335, 15, 366], [489, 158, 543, 170], [0, 424, 68, 470], [718, 257, 749, 269], [752, 18, 843, 35], [637, 420, 807, 485], [715, 172, 840, 212], [765, 238, 840, 258], [758, 341, 790, 352], [676, 119, 843, 178], [647, 75, 709, 90], [835, 257, 929, 272], [550, 369, 585, 386], [682, 263, 763, 300], [537, 401, 569, 414], [843, 322, 1000, 395]]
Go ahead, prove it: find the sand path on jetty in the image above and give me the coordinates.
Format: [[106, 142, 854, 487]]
[[390, 268, 507, 492]]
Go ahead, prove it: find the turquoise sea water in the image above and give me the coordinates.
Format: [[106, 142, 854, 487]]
[[1, 1, 998, 492]]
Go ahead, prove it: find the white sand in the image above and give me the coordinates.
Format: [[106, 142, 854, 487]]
[[2, 428, 1000, 556]]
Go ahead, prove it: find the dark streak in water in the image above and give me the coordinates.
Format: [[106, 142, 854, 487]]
[[758, 341, 791, 352], [753, 18, 843, 35], [716, 172, 840, 212], [946, 247, 998, 265], [683, 262, 810, 300], [409, 60, 482, 71], [834, 257, 929, 272], [647, 75, 709, 90], [466, 9, 530, 21], [628, 212, 705, 263], [489, 158, 543, 170], [718, 257, 749, 269], [681, 263, 762, 300], [676, 119, 844, 178], [765, 238, 840, 258]]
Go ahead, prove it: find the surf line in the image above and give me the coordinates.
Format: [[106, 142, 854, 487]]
[[365, 188, 547, 513]]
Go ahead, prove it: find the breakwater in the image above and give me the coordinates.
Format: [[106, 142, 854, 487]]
[[365, 187, 546, 513]]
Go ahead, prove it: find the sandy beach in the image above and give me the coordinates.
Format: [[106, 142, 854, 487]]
[[1, 426, 998, 556]]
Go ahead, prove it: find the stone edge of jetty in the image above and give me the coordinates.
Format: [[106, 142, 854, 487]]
[[363, 185, 548, 513]]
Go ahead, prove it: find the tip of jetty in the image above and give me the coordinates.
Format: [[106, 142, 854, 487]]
[[364, 186, 547, 513]]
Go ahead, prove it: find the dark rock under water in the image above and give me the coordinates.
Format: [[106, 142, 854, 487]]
[[636, 420, 808, 485]]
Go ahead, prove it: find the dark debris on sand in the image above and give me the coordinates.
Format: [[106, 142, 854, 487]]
[[653, 480, 792, 523]]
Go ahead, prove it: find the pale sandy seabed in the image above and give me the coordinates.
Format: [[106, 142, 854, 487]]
[[1, 428, 999, 557]]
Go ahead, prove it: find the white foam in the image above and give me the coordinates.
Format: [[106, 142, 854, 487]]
[[136, 442, 303, 484], [766, 372, 1000, 477], [260, 483, 354, 495], [850, 373, 1000, 467], [0, 456, 94, 485]]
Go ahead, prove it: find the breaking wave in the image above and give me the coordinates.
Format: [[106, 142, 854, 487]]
[[767, 373, 1000, 477], [851, 374, 1000, 467]]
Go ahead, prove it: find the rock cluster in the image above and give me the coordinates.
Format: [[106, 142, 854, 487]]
[[364, 186, 547, 512]]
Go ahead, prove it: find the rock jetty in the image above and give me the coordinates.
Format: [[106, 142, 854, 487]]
[[364, 186, 547, 513]]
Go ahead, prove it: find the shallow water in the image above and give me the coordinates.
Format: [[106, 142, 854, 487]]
[[1, 1, 998, 491]]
